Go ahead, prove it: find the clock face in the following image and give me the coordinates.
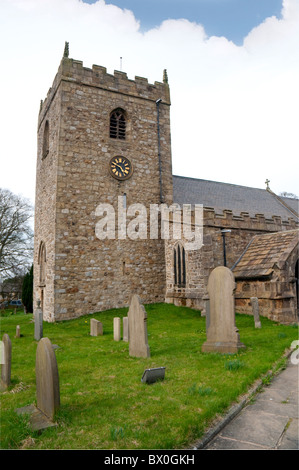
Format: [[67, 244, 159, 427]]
[[109, 156, 133, 181]]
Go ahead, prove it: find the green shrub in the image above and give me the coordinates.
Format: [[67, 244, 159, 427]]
[[22, 265, 33, 313]]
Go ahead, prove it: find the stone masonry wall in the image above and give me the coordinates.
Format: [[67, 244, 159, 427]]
[[165, 208, 298, 313], [33, 86, 61, 322]]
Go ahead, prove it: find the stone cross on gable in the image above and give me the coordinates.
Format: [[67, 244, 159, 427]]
[[265, 179, 270, 189]]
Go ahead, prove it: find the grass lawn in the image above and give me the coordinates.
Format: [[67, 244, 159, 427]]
[[0, 303, 298, 450]]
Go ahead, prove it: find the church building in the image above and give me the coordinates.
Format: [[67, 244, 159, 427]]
[[34, 47, 299, 325]]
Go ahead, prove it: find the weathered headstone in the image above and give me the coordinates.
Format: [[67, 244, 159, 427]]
[[128, 294, 150, 358], [90, 318, 103, 336], [1, 334, 12, 389], [15, 325, 21, 338], [34, 300, 43, 341], [113, 317, 121, 341], [35, 337, 60, 420], [250, 297, 261, 328], [123, 316, 129, 342], [202, 266, 245, 353]]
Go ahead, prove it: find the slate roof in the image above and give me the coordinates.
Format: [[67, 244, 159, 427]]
[[280, 196, 299, 215], [231, 230, 299, 279], [173, 175, 299, 221]]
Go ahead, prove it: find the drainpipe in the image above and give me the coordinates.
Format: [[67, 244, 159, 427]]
[[221, 229, 231, 267], [156, 98, 163, 203]]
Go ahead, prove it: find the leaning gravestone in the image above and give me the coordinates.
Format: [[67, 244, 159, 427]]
[[90, 318, 103, 336], [35, 337, 60, 420], [250, 297, 261, 328], [202, 266, 245, 353], [1, 334, 12, 389], [34, 300, 43, 341], [128, 294, 150, 358]]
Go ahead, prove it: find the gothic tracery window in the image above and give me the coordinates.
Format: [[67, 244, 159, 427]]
[[174, 243, 186, 287], [110, 108, 126, 140]]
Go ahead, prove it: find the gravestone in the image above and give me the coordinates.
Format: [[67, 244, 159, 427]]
[[15, 325, 21, 338], [250, 297, 261, 328], [141, 367, 165, 384], [202, 266, 245, 353], [113, 317, 121, 341], [123, 316, 129, 342], [34, 300, 43, 341], [1, 334, 12, 389], [128, 294, 150, 358], [90, 318, 103, 336], [35, 337, 60, 420]]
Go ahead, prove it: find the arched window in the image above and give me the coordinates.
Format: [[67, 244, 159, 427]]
[[174, 243, 186, 287], [42, 120, 49, 158], [38, 242, 46, 285], [110, 108, 126, 140]]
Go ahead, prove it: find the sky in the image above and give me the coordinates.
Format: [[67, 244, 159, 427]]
[[0, 0, 298, 208]]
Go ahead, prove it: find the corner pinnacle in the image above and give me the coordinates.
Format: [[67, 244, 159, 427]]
[[163, 69, 168, 84], [63, 41, 69, 58]]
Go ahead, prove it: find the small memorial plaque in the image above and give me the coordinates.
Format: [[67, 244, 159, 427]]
[[141, 367, 166, 384]]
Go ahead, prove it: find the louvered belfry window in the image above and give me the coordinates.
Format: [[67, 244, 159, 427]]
[[110, 108, 126, 139]]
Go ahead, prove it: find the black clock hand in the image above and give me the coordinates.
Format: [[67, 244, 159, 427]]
[[114, 163, 124, 173]]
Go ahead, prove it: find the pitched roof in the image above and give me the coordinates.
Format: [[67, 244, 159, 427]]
[[280, 196, 299, 215], [232, 229, 299, 279], [173, 175, 298, 221]]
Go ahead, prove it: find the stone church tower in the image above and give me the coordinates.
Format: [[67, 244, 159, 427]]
[[34, 47, 173, 321]]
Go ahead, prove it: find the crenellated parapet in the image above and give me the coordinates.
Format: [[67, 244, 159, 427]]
[[202, 207, 298, 232], [165, 205, 298, 232], [39, 55, 170, 126]]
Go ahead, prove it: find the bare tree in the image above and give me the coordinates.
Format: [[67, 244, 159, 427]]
[[0, 188, 33, 279], [279, 191, 298, 199]]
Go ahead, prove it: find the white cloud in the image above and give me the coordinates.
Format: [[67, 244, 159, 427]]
[[0, 0, 298, 203]]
